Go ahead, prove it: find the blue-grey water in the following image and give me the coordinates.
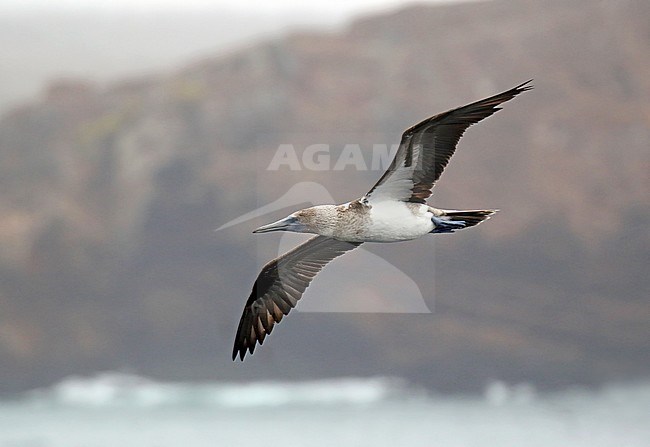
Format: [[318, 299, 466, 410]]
[[1, 373, 649, 447]]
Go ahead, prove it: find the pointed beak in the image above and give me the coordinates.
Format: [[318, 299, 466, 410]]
[[253, 216, 299, 234]]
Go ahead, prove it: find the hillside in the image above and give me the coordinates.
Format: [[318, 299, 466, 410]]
[[0, 0, 648, 393]]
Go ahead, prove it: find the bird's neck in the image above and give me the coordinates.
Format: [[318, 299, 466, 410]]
[[303, 205, 338, 236]]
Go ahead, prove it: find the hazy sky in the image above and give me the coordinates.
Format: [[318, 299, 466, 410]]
[[1, 0, 464, 16], [0, 0, 473, 111]]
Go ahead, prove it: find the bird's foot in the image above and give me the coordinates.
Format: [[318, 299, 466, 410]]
[[430, 216, 466, 234]]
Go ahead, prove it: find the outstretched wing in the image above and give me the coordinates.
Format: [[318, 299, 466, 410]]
[[365, 80, 533, 204], [233, 236, 362, 360]]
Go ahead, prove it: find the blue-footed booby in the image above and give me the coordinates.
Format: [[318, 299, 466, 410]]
[[233, 81, 532, 360]]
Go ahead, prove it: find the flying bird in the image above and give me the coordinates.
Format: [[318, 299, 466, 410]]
[[233, 81, 532, 360]]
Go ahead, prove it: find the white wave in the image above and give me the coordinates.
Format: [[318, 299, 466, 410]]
[[484, 380, 538, 406], [4, 375, 650, 447], [24, 372, 408, 408]]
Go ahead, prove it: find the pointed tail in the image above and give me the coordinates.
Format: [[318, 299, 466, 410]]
[[429, 208, 497, 233]]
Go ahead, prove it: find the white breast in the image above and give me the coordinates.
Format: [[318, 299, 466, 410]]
[[364, 201, 433, 242]]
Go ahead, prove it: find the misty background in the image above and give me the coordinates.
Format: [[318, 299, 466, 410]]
[[0, 0, 650, 447], [0, 0, 648, 443]]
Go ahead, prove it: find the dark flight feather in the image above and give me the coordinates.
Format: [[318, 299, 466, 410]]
[[366, 80, 533, 203], [232, 236, 362, 360]]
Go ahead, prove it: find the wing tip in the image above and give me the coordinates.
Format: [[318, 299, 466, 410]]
[[232, 341, 255, 361], [479, 79, 533, 114], [514, 79, 534, 93], [493, 80, 533, 104]]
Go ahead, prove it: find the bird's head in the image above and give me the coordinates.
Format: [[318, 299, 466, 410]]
[[253, 205, 337, 235]]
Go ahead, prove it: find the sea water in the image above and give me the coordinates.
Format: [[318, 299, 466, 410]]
[[0, 372, 649, 447]]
